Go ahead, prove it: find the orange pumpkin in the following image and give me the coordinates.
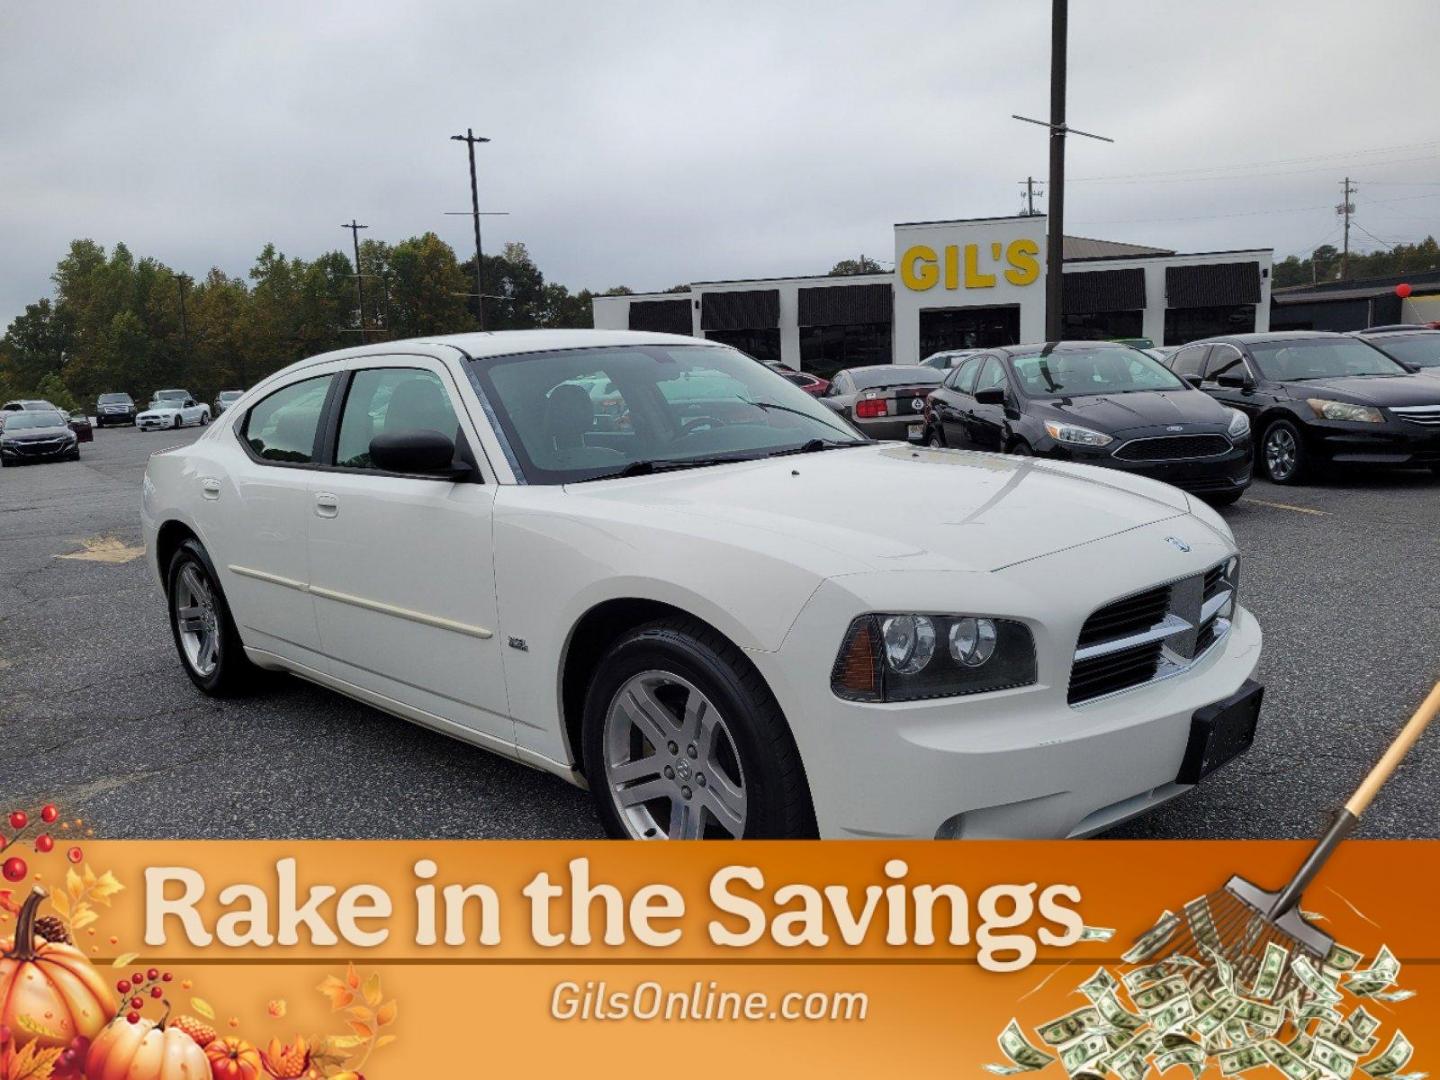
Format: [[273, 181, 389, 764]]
[[206, 1035, 263, 1080], [0, 887, 115, 1050], [86, 1013, 210, 1079]]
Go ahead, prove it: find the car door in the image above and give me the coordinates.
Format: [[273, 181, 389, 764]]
[[305, 354, 512, 751], [1201, 343, 1262, 421], [936, 356, 981, 445], [821, 371, 852, 414], [217, 368, 339, 667], [1168, 344, 1211, 386], [181, 397, 202, 425], [966, 356, 1011, 451]]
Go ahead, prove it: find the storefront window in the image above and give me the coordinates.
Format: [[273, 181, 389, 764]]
[[1060, 310, 1143, 341], [704, 328, 782, 362], [798, 323, 893, 379], [919, 306, 1020, 357], [1164, 305, 1257, 345]]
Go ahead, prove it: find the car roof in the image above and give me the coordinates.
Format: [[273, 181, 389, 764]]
[[1353, 328, 1440, 339], [990, 340, 1146, 355], [841, 364, 934, 375], [1190, 330, 1348, 346]]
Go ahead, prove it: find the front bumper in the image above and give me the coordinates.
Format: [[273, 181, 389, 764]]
[[1041, 436, 1253, 497], [755, 528, 1260, 839], [1306, 418, 1440, 467], [97, 409, 134, 425], [1, 438, 77, 461], [137, 415, 171, 430]]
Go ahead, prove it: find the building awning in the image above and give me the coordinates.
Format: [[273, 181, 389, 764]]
[[628, 298, 692, 334], [1063, 267, 1145, 314], [701, 289, 780, 331], [1166, 262, 1261, 308], [797, 283, 893, 326]]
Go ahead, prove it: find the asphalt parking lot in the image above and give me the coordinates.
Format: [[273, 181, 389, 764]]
[[2, 423, 1438, 841]]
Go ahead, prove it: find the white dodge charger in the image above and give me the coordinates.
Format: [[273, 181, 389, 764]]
[[141, 330, 1263, 840]]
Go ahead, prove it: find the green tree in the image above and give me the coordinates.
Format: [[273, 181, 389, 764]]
[[828, 254, 885, 276]]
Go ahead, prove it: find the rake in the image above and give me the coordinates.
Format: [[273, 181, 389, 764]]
[[1131, 679, 1440, 1004]]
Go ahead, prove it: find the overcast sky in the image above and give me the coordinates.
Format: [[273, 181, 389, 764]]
[[3, 1, 1439, 327]]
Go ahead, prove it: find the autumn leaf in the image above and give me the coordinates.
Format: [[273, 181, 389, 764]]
[[317, 975, 354, 1011], [375, 1000, 397, 1027], [323, 1035, 366, 1053], [82, 864, 97, 889], [70, 907, 98, 932], [375, 1033, 398, 1050], [191, 998, 216, 1020], [345, 1006, 373, 1024], [3, 1040, 63, 1080], [344, 962, 360, 990], [346, 1021, 373, 1040], [361, 972, 382, 1007], [0, 890, 20, 917], [14, 1015, 64, 1041], [65, 869, 83, 902], [45, 892, 67, 919], [111, 952, 138, 968]]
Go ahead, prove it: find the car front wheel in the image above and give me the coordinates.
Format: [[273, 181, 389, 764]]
[[582, 617, 815, 840], [922, 424, 945, 448], [166, 539, 258, 696], [1261, 419, 1309, 484]]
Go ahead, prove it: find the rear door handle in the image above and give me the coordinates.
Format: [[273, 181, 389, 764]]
[[315, 492, 339, 518], [201, 478, 221, 500]]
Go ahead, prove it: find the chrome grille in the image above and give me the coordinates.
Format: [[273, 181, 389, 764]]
[[1391, 405, 1440, 426], [1113, 434, 1233, 461], [1069, 561, 1237, 706]]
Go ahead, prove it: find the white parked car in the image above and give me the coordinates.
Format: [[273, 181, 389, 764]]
[[141, 331, 1263, 840], [137, 393, 210, 431]]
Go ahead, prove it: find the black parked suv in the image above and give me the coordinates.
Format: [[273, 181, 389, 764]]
[[920, 341, 1253, 503], [1167, 331, 1440, 484], [96, 392, 137, 426]]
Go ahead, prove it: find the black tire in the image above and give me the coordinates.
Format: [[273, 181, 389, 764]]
[[200, 411, 209, 426], [1260, 418, 1309, 484], [582, 617, 816, 840], [922, 424, 945, 448], [1203, 489, 1244, 507], [1008, 440, 1034, 456], [165, 539, 259, 696], [172, 415, 182, 430]]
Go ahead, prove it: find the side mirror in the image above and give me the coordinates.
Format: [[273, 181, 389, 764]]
[[1182, 373, 1204, 389], [370, 430, 472, 479], [1213, 372, 1252, 390], [974, 387, 1006, 405]]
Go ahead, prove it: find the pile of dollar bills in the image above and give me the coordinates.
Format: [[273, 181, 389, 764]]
[[986, 908, 1419, 1080]]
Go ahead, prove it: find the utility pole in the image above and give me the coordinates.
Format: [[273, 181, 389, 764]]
[[176, 273, 191, 349], [1018, 176, 1044, 216], [1012, 0, 1113, 341], [342, 219, 369, 343], [1337, 178, 1357, 281], [450, 128, 492, 330]]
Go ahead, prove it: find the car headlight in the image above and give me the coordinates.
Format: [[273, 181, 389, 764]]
[[1307, 399, 1383, 423], [1226, 409, 1250, 438], [1043, 420, 1113, 447], [831, 613, 1037, 702]]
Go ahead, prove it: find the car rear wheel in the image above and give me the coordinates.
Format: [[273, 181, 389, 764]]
[[171, 415, 181, 429], [1008, 440, 1033, 456], [1261, 419, 1308, 484], [582, 617, 815, 840], [166, 539, 259, 696], [922, 424, 945, 448]]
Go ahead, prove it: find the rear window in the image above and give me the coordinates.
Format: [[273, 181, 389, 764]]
[[99, 393, 131, 403], [849, 367, 943, 390], [242, 375, 333, 463]]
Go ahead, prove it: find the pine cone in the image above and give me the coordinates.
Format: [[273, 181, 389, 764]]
[[33, 914, 70, 944]]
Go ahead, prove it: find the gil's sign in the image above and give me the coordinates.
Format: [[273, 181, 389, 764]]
[[899, 239, 1041, 292]]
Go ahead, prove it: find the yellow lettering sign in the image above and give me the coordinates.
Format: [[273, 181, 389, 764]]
[[1004, 239, 1041, 285], [963, 244, 997, 289], [900, 239, 1041, 291], [900, 245, 938, 290]]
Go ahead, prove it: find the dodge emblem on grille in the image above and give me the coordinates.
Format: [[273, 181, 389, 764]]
[[1165, 536, 1191, 553], [1166, 424, 1184, 432]]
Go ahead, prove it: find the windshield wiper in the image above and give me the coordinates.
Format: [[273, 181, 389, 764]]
[[575, 456, 746, 482], [764, 438, 864, 458], [739, 399, 857, 438]]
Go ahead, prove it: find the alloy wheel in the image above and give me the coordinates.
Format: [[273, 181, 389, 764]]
[[601, 670, 748, 839], [174, 563, 221, 677], [1265, 427, 1297, 480]]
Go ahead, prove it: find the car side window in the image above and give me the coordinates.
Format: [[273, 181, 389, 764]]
[[1204, 345, 1250, 385], [954, 357, 982, 395], [242, 374, 334, 464], [1170, 345, 1209, 378], [831, 373, 850, 395], [335, 368, 462, 470], [976, 356, 1008, 393]]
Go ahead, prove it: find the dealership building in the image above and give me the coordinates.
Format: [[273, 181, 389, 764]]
[[592, 214, 1273, 377]]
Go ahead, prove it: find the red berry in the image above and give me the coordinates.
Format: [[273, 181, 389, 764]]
[[126, 1012, 140, 1024], [132, 972, 144, 985], [35, 834, 54, 853], [161, 972, 173, 982], [130, 996, 143, 1010], [147, 967, 159, 981], [7, 811, 26, 831], [67, 846, 83, 864], [2, 856, 26, 882], [41, 805, 58, 824], [150, 986, 163, 999], [117, 980, 131, 994]]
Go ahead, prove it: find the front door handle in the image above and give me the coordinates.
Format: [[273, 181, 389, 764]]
[[315, 492, 339, 518], [201, 478, 221, 500]]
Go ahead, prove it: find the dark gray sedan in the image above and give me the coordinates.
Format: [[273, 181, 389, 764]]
[[818, 365, 943, 441], [0, 409, 80, 465]]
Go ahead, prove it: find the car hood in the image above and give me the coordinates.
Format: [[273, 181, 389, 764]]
[[3, 427, 71, 440], [1280, 374, 1440, 407], [1033, 390, 1229, 433], [561, 444, 1193, 575], [139, 406, 179, 416]]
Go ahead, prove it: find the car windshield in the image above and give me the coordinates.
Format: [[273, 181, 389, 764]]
[[1249, 338, 1407, 380], [1369, 334, 1440, 369], [467, 343, 866, 484], [1010, 346, 1186, 397], [98, 393, 130, 403], [155, 391, 187, 401], [4, 412, 66, 430], [848, 367, 942, 389], [219, 391, 243, 401]]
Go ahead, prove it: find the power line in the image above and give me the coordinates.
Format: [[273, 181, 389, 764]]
[[1069, 153, 1440, 187], [1068, 138, 1440, 183]]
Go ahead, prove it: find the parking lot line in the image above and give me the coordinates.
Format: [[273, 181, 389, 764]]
[[1245, 499, 1329, 516]]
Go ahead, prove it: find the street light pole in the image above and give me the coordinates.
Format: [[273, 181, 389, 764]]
[[1045, 0, 1067, 342], [342, 219, 369, 343], [451, 128, 492, 330]]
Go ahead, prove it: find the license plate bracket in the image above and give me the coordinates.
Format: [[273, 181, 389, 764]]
[[907, 423, 923, 439], [1177, 679, 1263, 784]]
